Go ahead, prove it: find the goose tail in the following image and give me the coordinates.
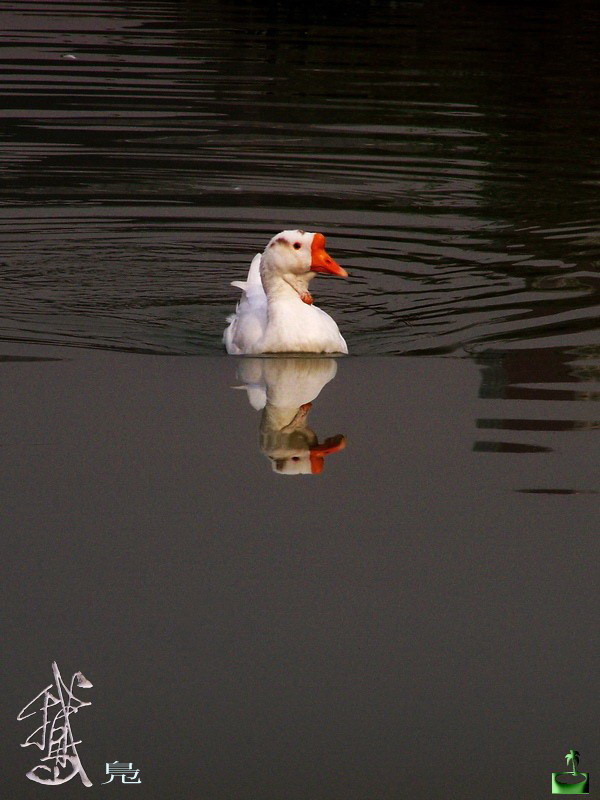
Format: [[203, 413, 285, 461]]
[[230, 253, 262, 293], [223, 252, 266, 354]]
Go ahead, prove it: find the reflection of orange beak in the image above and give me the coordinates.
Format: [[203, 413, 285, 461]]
[[309, 434, 346, 474], [310, 233, 348, 277]]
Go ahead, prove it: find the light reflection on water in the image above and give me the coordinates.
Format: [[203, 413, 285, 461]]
[[235, 357, 346, 475], [225, 344, 598, 491], [472, 343, 599, 492]]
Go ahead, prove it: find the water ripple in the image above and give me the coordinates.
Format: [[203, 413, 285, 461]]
[[0, 0, 598, 356]]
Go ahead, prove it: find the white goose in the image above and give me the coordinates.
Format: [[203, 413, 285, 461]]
[[223, 229, 348, 354]]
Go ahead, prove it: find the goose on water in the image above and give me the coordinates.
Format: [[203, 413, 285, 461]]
[[223, 230, 348, 354]]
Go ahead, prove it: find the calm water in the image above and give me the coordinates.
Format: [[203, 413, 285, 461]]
[[1, 1, 598, 798]]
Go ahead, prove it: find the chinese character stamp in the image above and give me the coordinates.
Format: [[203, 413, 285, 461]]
[[103, 761, 142, 784], [17, 661, 93, 786]]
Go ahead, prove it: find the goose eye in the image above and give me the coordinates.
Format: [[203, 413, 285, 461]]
[[293, 242, 301, 250]]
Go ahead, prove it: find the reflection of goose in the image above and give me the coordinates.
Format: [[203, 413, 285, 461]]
[[236, 358, 346, 475], [224, 230, 348, 354]]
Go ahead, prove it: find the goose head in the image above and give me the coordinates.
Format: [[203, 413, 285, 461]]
[[265, 428, 347, 475], [261, 229, 347, 304], [260, 402, 346, 475]]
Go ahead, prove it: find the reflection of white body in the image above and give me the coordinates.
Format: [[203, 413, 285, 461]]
[[224, 230, 348, 354], [237, 358, 346, 475]]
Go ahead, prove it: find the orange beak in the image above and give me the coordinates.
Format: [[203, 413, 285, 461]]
[[309, 434, 346, 474], [310, 233, 348, 277]]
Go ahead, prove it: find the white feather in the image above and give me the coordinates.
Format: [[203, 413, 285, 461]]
[[223, 232, 348, 355]]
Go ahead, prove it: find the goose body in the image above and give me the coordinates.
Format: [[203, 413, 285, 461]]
[[224, 230, 348, 355]]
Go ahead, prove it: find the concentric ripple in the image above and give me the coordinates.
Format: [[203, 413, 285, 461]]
[[0, 0, 598, 355]]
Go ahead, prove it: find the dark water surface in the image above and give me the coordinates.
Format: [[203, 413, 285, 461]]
[[1, 346, 597, 800], [0, 1, 598, 798], [1, 0, 599, 355]]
